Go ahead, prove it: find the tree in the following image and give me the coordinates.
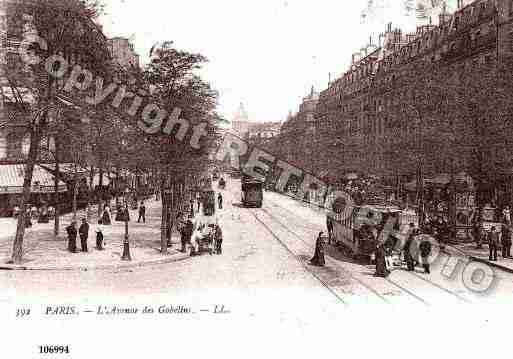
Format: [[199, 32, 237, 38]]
[[142, 42, 220, 254], [4, 0, 111, 263]]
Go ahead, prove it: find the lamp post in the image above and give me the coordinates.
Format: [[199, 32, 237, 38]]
[[121, 187, 131, 261]]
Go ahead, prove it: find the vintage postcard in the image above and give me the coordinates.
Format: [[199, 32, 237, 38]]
[[1, 0, 511, 358]]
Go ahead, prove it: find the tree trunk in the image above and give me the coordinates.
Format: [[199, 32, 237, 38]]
[[53, 138, 60, 238], [97, 168, 104, 218], [160, 176, 168, 254], [11, 120, 44, 264], [72, 162, 78, 222], [87, 166, 94, 222]]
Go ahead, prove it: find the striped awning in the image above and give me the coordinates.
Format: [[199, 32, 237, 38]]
[[0, 164, 67, 194]]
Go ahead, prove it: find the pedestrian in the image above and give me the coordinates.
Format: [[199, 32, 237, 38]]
[[488, 226, 499, 261], [102, 205, 112, 225], [310, 232, 326, 267], [504, 206, 511, 225], [214, 223, 223, 255], [218, 193, 223, 210], [404, 232, 416, 272], [176, 213, 185, 252], [79, 218, 89, 252], [66, 221, 78, 253], [184, 217, 194, 252], [138, 201, 146, 223], [326, 216, 334, 244], [374, 241, 390, 277], [419, 238, 432, 274], [96, 225, 105, 250], [197, 196, 201, 213]]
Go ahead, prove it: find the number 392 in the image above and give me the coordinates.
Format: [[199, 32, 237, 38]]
[[39, 346, 70, 354]]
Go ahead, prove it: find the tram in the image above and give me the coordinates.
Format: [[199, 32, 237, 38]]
[[241, 174, 263, 208], [328, 204, 417, 261]]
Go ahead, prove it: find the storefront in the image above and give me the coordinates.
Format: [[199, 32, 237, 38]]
[[0, 164, 67, 217], [405, 172, 476, 242]]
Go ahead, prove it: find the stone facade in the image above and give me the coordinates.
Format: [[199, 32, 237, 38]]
[[276, 87, 319, 173], [313, 0, 513, 183]]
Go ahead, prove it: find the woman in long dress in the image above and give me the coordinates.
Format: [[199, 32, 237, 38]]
[[375, 242, 390, 277], [102, 205, 111, 225], [310, 232, 326, 266]]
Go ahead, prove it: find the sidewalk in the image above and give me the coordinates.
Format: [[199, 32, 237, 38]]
[[0, 199, 189, 271], [448, 242, 513, 274]]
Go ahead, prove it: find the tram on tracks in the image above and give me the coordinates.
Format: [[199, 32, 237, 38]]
[[328, 204, 418, 261], [241, 174, 263, 208]]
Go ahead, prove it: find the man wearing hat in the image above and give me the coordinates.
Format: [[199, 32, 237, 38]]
[[79, 218, 90, 253]]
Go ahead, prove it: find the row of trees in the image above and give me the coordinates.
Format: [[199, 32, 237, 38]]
[[3, 0, 222, 263]]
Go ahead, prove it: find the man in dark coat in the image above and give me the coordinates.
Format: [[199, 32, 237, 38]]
[[488, 226, 499, 261], [310, 232, 326, 266], [138, 201, 146, 223], [79, 218, 89, 252], [419, 238, 432, 274], [184, 217, 194, 251], [214, 224, 223, 254], [326, 216, 334, 244], [66, 221, 77, 253], [404, 233, 416, 272]]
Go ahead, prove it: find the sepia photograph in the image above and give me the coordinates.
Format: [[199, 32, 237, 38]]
[[0, 0, 512, 358]]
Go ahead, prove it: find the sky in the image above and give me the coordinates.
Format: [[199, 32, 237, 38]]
[[100, 0, 458, 124]]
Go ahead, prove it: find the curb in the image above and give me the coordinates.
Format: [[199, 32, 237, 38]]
[[468, 256, 513, 274], [0, 251, 190, 271]]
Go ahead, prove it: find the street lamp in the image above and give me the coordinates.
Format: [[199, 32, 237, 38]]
[[121, 187, 131, 261]]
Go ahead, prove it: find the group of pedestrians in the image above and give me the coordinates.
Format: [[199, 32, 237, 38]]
[[66, 218, 105, 253], [486, 225, 512, 262], [176, 213, 224, 256]]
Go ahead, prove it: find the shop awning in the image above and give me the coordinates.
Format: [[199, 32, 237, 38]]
[[39, 163, 90, 181], [0, 164, 67, 194]]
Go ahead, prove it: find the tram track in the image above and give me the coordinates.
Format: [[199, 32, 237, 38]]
[[246, 208, 402, 307], [250, 207, 418, 306], [248, 211, 349, 307], [256, 201, 472, 306]]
